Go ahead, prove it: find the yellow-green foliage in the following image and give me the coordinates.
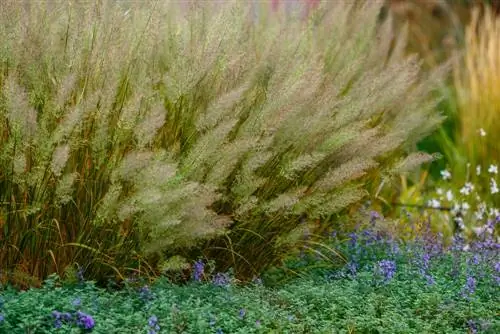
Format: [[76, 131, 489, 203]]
[[0, 0, 445, 284], [454, 7, 500, 168]]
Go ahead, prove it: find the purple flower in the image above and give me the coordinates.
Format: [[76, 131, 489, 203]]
[[391, 242, 400, 256], [62, 312, 72, 322], [147, 315, 160, 334], [76, 311, 95, 330], [346, 261, 358, 277], [370, 210, 381, 225], [422, 253, 431, 270], [462, 275, 476, 298], [72, 298, 81, 307], [238, 309, 246, 319], [148, 315, 158, 327], [139, 285, 155, 302], [348, 232, 358, 248], [52, 311, 63, 328], [212, 272, 231, 287], [255, 319, 261, 327], [193, 260, 205, 282], [494, 262, 500, 273], [0, 314, 4, 323], [376, 259, 397, 283], [466, 276, 476, 292], [418, 252, 433, 279], [424, 274, 435, 286], [467, 319, 478, 334]]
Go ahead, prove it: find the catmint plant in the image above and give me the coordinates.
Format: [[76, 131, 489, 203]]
[[193, 260, 205, 282], [75, 311, 95, 330], [375, 260, 397, 283], [147, 315, 160, 334], [212, 272, 231, 287]]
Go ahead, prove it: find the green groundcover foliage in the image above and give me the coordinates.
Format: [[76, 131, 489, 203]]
[[0, 215, 498, 333]]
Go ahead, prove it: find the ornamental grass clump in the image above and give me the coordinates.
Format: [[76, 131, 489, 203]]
[[450, 6, 500, 198], [171, 0, 447, 278], [454, 6, 500, 163], [1, 0, 446, 285], [0, 0, 226, 287]]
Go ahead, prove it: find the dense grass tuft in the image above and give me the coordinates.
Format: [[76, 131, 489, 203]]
[[0, 0, 447, 285]]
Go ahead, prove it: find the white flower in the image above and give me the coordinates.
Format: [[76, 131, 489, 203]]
[[491, 178, 499, 194], [462, 202, 470, 211], [479, 128, 487, 137], [459, 182, 474, 195], [428, 199, 441, 209], [446, 190, 453, 201], [488, 164, 498, 174], [489, 208, 499, 218], [473, 226, 486, 236], [476, 165, 481, 176], [474, 211, 484, 221], [440, 169, 451, 180], [436, 188, 444, 195], [462, 244, 470, 252]]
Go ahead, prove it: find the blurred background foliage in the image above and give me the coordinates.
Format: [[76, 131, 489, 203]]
[[374, 0, 500, 239]]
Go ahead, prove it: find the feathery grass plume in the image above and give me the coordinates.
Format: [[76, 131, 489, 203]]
[[0, 0, 227, 287], [143, 0, 445, 278], [0, 0, 445, 285]]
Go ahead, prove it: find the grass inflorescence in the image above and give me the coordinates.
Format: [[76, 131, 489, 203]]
[[0, 0, 447, 286]]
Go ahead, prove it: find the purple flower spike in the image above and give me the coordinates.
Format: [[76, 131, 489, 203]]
[[462, 275, 477, 298], [376, 259, 397, 283], [148, 315, 160, 334], [76, 311, 95, 330], [193, 260, 205, 282], [212, 272, 231, 287]]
